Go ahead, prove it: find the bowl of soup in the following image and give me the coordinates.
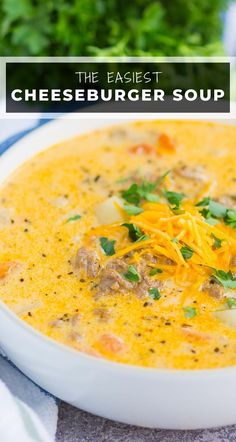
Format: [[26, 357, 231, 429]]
[[0, 118, 236, 429]]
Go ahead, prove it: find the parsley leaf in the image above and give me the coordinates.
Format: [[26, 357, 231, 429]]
[[121, 183, 141, 205], [99, 237, 116, 256], [149, 287, 161, 300], [137, 181, 159, 202], [200, 208, 218, 225], [180, 245, 194, 260], [183, 306, 197, 318], [136, 234, 149, 242], [121, 171, 170, 206], [163, 190, 185, 208], [224, 209, 236, 228], [144, 192, 160, 203], [121, 181, 159, 205], [1, 2, 224, 61], [66, 214, 81, 222], [208, 200, 227, 218], [149, 268, 163, 276], [227, 297, 236, 309], [197, 198, 236, 229], [213, 269, 236, 288], [171, 207, 185, 215], [123, 205, 144, 215], [211, 233, 223, 249], [122, 265, 141, 282], [122, 223, 148, 242], [195, 197, 211, 207]]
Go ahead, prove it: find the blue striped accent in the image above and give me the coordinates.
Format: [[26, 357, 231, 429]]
[[0, 119, 52, 156]]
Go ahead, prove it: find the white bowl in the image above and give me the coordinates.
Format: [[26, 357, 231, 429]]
[[1, 117, 236, 430]]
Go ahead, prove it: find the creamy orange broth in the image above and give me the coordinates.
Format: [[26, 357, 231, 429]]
[[1, 120, 236, 369]]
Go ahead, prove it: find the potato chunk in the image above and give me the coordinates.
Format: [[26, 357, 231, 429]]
[[95, 196, 124, 225], [214, 309, 236, 329]]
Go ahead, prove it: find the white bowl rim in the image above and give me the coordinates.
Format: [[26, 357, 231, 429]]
[[1, 116, 236, 378]]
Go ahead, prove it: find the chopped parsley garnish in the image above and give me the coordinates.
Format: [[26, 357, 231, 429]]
[[144, 192, 160, 203], [122, 265, 141, 282], [227, 297, 236, 309], [211, 233, 223, 249], [149, 287, 161, 300], [197, 197, 226, 216], [171, 207, 185, 215], [195, 197, 211, 207], [199, 208, 218, 226], [121, 183, 141, 205], [213, 269, 236, 289], [99, 237, 116, 256], [121, 171, 170, 206], [208, 200, 227, 218], [196, 197, 236, 228], [66, 214, 81, 222], [149, 268, 163, 276], [122, 223, 148, 242], [163, 190, 185, 209], [123, 204, 144, 215], [121, 181, 158, 205], [180, 245, 194, 260], [183, 306, 197, 318], [224, 209, 236, 228], [136, 234, 150, 242]]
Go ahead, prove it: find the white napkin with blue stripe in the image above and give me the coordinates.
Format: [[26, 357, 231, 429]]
[[0, 114, 58, 441], [0, 356, 57, 441]]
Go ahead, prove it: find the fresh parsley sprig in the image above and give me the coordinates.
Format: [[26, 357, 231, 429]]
[[149, 287, 161, 300], [122, 223, 149, 242], [162, 190, 185, 209], [211, 233, 223, 249], [183, 306, 197, 318], [180, 245, 194, 260], [227, 298, 236, 309], [149, 268, 163, 276], [121, 181, 159, 205], [121, 171, 170, 206], [66, 214, 81, 222], [196, 197, 236, 228], [213, 269, 236, 289], [123, 204, 144, 215], [122, 265, 141, 282], [99, 237, 116, 256]]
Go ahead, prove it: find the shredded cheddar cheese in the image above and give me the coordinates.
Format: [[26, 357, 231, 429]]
[[100, 200, 236, 281]]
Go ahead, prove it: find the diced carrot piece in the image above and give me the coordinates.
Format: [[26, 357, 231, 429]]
[[129, 143, 156, 155], [0, 262, 17, 279], [181, 327, 210, 343], [99, 333, 126, 354], [158, 133, 176, 153]]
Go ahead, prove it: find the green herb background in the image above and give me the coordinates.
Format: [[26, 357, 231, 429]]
[[0, 0, 229, 56]]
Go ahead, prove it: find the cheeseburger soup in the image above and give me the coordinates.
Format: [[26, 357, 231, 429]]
[[1, 121, 236, 369]]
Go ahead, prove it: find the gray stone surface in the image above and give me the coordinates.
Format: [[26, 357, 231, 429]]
[[56, 402, 236, 442]]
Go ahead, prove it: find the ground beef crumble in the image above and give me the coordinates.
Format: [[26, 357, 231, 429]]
[[73, 247, 164, 298]]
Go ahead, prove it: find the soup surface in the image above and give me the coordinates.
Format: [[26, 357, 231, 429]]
[[1, 120, 236, 369]]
